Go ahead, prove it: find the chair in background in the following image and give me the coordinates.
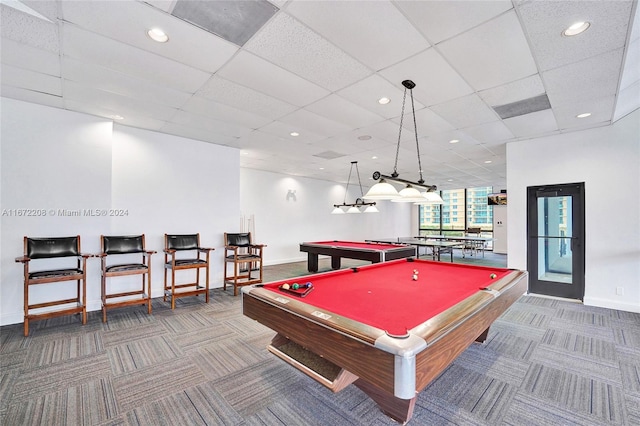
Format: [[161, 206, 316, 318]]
[[163, 234, 214, 309], [224, 232, 265, 296], [16, 235, 90, 336], [464, 227, 483, 257], [99, 235, 155, 322]]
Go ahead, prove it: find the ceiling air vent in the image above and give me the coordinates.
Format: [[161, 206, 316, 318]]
[[313, 151, 346, 160], [171, 0, 278, 46], [492, 94, 551, 119]]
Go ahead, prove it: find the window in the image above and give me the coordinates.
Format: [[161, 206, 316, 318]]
[[419, 186, 494, 246]]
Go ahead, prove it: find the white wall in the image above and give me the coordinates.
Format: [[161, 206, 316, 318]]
[[0, 98, 239, 325], [507, 109, 640, 313], [240, 168, 413, 264]]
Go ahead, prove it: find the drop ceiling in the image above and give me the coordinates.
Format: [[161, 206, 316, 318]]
[[1, 0, 638, 190]]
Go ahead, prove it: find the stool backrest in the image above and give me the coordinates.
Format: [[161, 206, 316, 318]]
[[102, 235, 144, 254], [166, 234, 199, 251], [26, 236, 80, 259]]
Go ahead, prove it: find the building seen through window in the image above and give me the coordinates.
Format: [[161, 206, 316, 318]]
[[419, 186, 494, 249]]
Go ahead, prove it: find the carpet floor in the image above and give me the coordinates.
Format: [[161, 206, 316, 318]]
[[1, 253, 639, 425]]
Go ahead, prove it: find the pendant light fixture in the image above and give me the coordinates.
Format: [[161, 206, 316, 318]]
[[363, 80, 439, 203], [332, 161, 379, 214]]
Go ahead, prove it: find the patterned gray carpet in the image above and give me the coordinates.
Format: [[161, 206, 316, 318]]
[[1, 254, 639, 425]]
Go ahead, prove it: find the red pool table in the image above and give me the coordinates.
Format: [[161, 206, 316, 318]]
[[242, 258, 527, 424], [299, 240, 416, 272]]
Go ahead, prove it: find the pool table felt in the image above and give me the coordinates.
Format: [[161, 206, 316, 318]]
[[262, 259, 511, 336]]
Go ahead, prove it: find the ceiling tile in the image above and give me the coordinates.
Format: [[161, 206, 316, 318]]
[[196, 76, 297, 120], [430, 94, 499, 129], [217, 50, 329, 106], [62, 24, 212, 93], [170, 110, 254, 139], [462, 121, 515, 145], [620, 38, 640, 91], [1, 63, 61, 96], [60, 0, 239, 72], [380, 48, 474, 106], [305, 94, 385, 129], [0, 38, 60, 76], [62, 57, 192, 108], [543, 48, 625, 104], [516, 0, 633, 71], [337, 74, 424, 119], [552, 95, 616, 130], [181, 96, 272, 129], [614, 80, 640, 122], [0, 4, 59, 52], [256, 120, 325, 144], [478, 74, 546, 106], [395, 0, 513, 44], [160, 122, 238, 146], [286, 1, 429, 71], [0, 85, 64, 109], [277, 108, 353, 137], [503, 109, 558, 138], [63, 80, 179, 122], [438, 11, 537, 91], [244, 12, 372, 91]]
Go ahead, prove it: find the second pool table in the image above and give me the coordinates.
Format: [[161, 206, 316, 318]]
[[299, 240, 416, 272], [242, 258, 527, 424]]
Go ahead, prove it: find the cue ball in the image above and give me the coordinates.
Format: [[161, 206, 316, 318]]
[[490, 273, 497, 279], [412, 274, 418, 281], [282, 283, 290, 290]]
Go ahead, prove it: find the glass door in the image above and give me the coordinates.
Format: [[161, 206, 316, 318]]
[[527, 183, 585, 300]]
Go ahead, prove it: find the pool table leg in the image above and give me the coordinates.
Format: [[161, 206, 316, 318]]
[[354, 379, 416, 424], [307, 253, 319, 272]]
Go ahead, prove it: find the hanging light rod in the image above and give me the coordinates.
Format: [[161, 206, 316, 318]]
[[373, 171, 437, 192], [363, 79, 442, 204], [332, 161, 379, 214]]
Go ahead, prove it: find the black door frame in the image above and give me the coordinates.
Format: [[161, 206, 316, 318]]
[[527, 182, 585, 300]]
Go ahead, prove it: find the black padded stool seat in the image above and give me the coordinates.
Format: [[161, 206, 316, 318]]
[[170, 259, 208, 266], [104, 264, 148, 273], [29, 268, 83, 279]]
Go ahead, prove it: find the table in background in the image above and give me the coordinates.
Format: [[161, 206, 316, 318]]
[[299, 240, 416, 273], [366, 237, 464, 262], [416, 235, 495, 257], [242, 259, 527, 424]]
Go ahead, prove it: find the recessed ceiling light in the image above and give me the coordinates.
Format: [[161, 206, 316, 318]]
[[449, 139, 459, 144], [378, 97, 390, 105], [447, 179, 453, 182], [290, 132, 300, 137], [371, 156, 378, 160], [563, 21, 590, 37], [576, 112, 592, 118], [484, 160, 492, 164], [319, 167, 324, 170], [147, 28, 169, 43], [358, 135, 372, 140]]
